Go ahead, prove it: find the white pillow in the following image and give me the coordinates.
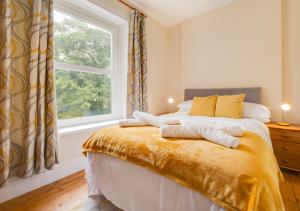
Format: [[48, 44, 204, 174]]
[[177, 100, 192, 112], [243, 102, 271, 123]]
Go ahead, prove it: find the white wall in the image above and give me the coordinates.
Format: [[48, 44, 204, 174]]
[[147, 18, 169, 115], [282, 0, 300, 124], [167, 25, 181, 112], [179, 0, 282, 121], [58, 131, 91, 163], [166, 0, 300, 124]]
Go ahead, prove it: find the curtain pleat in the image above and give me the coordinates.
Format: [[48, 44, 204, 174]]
[[0, 0, 57, 186], [0, 0, 12, 187], [127, 10, 148, 117]]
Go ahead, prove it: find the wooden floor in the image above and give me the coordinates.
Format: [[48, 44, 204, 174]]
[[0, 171, 88, 211], [280, 170, 300, 211], [0, 169, 299, 211]]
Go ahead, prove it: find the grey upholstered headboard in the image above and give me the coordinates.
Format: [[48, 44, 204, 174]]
[[184, 87, 261, 103]]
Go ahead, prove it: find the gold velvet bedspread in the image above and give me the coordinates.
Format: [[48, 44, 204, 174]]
[[83, 126, 285, 211]]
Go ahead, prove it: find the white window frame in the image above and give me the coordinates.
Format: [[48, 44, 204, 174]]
[[54, 0, 128, 128]]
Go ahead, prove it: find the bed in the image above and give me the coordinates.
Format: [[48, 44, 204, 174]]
[[83, 88, 284, 211]]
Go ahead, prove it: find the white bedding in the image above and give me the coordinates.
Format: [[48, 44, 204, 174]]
[[85, 112, 272, 211], [161, 112, 272, 147]]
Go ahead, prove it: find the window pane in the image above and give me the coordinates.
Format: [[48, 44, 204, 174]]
[[55, 69, 112, 119], [54, 11, 112, 69]]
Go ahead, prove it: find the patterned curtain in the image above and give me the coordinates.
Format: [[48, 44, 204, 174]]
[[0, 0, 57, 186], [127, 10, 148, 117]]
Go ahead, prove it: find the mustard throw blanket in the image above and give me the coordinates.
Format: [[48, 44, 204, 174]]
[[83, 126, 285, 211]]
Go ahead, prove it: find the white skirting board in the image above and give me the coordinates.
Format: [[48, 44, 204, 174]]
[[0, 157, 86, 203]]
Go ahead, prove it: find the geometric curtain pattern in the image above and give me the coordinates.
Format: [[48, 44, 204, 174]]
[[0, 0, 57, 187], [126, 10, 148, 117]]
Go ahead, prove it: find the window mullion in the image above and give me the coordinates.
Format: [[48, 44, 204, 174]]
[[55, 62, 112, 75]]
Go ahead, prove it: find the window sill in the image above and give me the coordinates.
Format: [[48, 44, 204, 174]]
[[58, 120, 119, 136]]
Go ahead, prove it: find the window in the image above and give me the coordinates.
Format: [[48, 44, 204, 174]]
[[54, 1, 127, 128]]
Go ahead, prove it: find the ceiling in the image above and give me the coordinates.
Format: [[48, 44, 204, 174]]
[[126, 0, 238, 27]]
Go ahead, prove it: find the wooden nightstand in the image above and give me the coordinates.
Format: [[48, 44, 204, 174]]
[[267, 123, 300, 172]]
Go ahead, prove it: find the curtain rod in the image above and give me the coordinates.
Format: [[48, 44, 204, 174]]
[[118, 0, 147, 17]]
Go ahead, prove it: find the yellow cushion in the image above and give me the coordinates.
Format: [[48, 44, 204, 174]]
[[188, 96, 218, 117], [215, 94, 246, 118]]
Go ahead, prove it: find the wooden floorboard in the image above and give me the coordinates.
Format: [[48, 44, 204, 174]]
[[281, 170, 299, 211], [291, 172, 300, 210], [0, 171, 88, 211], [0, 169, 299, 211]]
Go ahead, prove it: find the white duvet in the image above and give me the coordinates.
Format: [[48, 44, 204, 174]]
[[85, 112, 272, 211]]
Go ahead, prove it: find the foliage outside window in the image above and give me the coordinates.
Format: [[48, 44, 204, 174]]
[[54, 11, 113, 120]]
